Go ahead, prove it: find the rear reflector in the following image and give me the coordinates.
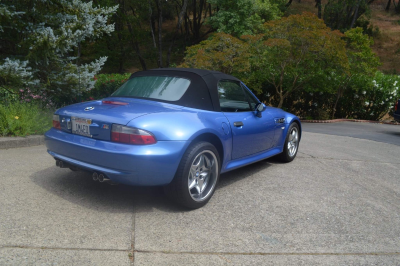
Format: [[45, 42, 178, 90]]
[[102, 100, 128, 105], [52, 114, 61, 129], [395, 101, 398, 111], [111, 124, 156, 145]]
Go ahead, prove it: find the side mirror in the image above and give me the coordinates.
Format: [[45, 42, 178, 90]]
[[255, 103, 264, 117]]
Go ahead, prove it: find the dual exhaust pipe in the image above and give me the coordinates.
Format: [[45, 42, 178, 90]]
[[92, 172, 111, 183], [55, 159, 116, 185]]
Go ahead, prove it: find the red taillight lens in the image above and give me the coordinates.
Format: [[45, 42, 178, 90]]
[[395, 101, 398, 111], [111, 124, 156, 145], [52, 114, 61, 129]]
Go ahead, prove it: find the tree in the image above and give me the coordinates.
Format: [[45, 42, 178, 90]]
[[180, 32, 250, 76], [331, 27, 380, 118], [257, 13, 349, 108], [386, 0, 400, 13], [0, 0, 118, 99], [207, 0, 285, 36], [323, 0, 376, 31]]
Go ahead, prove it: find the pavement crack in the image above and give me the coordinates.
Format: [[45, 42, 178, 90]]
[[134, 249, 400, 256], [129, 210, 136, 265], [0, 245, 129, 252]]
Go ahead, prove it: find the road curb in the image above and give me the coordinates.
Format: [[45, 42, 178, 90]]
[[300, 118, 400, 125], [0, 135, 45, 150]]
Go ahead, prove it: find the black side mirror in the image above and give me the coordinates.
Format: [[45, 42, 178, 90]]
[[255, 103, 264, 117]]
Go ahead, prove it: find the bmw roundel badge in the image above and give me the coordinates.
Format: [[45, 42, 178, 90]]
[[84, 107, 95, 111]]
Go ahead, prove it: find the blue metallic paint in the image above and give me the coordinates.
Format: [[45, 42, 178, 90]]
[[45, 86, 301, 186]]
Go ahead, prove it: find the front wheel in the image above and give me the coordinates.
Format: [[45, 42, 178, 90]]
[[164, 142, 220, 209], [278, 123, 300, 162]]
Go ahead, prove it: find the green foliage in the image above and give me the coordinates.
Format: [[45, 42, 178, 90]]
[[181, 33, 250, 77], [0, 0, 117, 102], [82, 73, 131, 101], [253, 13, 348, 108], [0, 102, 53, 137], [323, 0, 372, 32], [207, 0, 285, 36], [287, 72, 400, 120]]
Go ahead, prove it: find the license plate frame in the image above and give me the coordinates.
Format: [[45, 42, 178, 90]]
[[71, 117, 92, 137]]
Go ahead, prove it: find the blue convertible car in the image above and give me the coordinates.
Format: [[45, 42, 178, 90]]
[[45, 68, 301, 208]]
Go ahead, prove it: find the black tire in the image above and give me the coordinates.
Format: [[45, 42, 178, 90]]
[[277, 123, 300, 162], [164, 141, 220, 209]]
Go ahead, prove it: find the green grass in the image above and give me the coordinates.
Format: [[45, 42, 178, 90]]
[[0, 102, 54, 137]]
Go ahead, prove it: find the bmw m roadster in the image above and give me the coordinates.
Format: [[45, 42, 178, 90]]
[[45, 68, 301, 209]]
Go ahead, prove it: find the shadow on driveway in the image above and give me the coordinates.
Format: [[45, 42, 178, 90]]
[[30, 159, 273, 214]]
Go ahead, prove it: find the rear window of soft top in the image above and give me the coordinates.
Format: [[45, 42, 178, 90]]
[[111, 76, 191, 101]]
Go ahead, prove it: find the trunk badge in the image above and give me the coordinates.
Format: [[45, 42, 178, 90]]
[[85, 107, 95, 111]]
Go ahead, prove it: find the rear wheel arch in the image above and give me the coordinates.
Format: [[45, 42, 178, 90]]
[[189, 133, 224, 167]]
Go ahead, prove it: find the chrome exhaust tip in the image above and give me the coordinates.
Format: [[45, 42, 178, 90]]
[[92, 172, 99, 181], [98, 174, 110, 183]]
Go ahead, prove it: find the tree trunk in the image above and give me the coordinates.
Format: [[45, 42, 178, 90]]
[[166, 0, 188, 67], [386, 0, 392, 10], [315, 0, 322, 18], [155, 0, 163, 68], [286, 0, 293, 7], [148, 1, 157, 48], [192, 0, 198, 40], [394, 0, 400, 13], [124, 4, 147, 70], [350, 0, 361, 28], [332, 89, 341, 119], [277, 94, 284, 109]]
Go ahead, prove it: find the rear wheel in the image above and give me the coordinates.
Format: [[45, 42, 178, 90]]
[[278, 123, 300, 162], [164, 142, 220, 209]]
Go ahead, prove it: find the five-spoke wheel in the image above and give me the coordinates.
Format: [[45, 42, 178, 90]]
[[188, 150, 218, 202], [278, 123, 300, 162], [164, 142, 220, 209]]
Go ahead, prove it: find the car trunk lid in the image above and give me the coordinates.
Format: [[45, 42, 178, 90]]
[[56, 97, 183, 141]]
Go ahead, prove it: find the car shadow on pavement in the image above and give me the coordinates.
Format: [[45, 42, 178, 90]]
[[30, 159, 273, 214]]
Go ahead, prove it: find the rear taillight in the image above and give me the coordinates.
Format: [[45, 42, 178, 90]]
[[52, 114, 61, 129], [111, 124, 156, 145], [395, 101, 398, 111]]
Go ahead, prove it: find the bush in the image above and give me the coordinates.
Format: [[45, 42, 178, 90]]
[[286, 72, 400, 120], [49, 73, 131, 106], [0, 102, 53, 137], [82, 73, 131, 101]]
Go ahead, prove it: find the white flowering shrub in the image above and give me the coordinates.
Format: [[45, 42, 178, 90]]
[[286, 72, 400, 120], [0, 0, 118, 106], [335, 72, 399, 120]]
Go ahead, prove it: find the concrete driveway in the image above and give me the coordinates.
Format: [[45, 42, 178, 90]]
[[1, 123, 400, 265]]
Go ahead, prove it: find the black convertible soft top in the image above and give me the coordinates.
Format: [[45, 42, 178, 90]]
[[128, 68, 241, 112]]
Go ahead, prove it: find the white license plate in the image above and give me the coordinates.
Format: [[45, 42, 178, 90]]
[[72, 117, 92, 137]]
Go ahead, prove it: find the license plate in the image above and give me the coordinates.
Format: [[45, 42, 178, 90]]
[[72, 117, 92, 137]]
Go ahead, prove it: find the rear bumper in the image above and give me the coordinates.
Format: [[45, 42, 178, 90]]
[[394, 113, 400, 122], [45, 128, 187, 186]]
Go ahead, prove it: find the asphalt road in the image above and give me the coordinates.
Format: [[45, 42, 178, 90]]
[[302, 122, 400, 146], [1, 123, 400, 265]]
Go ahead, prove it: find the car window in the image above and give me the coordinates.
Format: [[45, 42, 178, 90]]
[[112, 76, 191, 101], [218, 80, 252, 112], [241, 84, 259, 111]]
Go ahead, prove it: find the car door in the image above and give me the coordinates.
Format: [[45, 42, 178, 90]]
[[218, 80, 276, 160]]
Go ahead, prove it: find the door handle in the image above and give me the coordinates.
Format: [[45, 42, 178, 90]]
[[234, 121, 243, 127]]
